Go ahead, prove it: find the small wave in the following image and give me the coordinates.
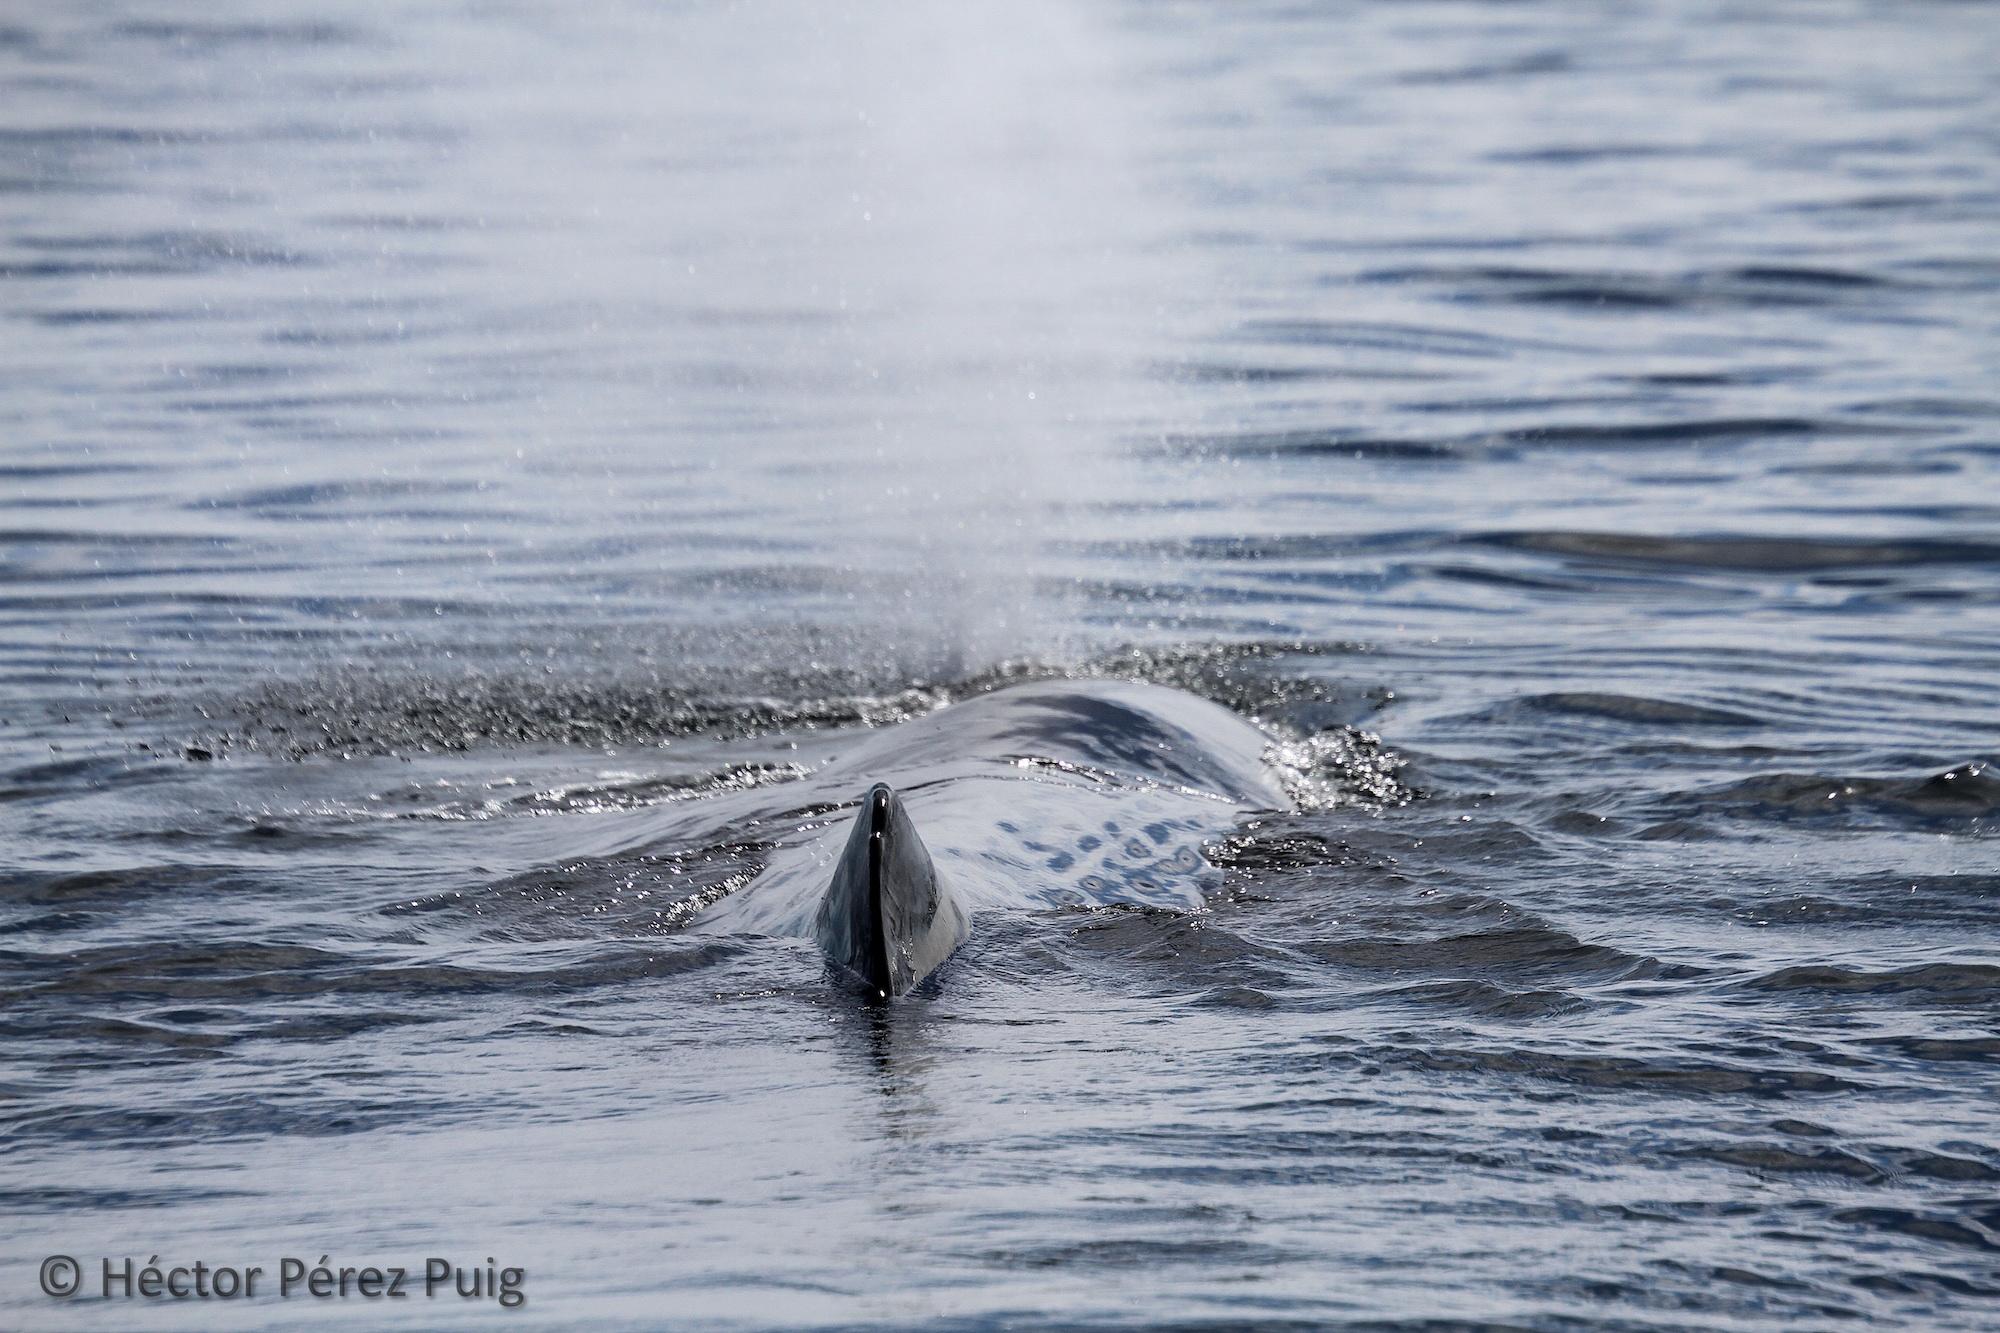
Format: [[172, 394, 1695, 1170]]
[[1471, 530, 2000, 573], [1361, 978, 1590, 1020], [112, 20, 370, 48], [1399, 48, 1572, 85], [2, 1093, 466, 1147], [1686, 763, 1998, 829], [1159, 413, 1928, 467], [1368, 1045, 1871, 1098], [2, 939, 745, 1005], [1741, 962, 2000, 1006], [1724, 875, 2000, 930], [1483, 692, 1764, 728], [1302, 924, 1689, 988], [970, 1236, 1304, 1272], [1832, 1205, 2000, 1255], [1677, 1142, 1888, 1183], [1233, 315, 1556, 358], [1358, 262, 1906, 312], [0, 1185, 260, 1213]]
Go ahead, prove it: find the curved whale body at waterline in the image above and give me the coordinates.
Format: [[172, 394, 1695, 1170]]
[[683, 679, 1292, 995]]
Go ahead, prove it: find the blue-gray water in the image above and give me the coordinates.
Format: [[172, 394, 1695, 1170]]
[[4, 2, 1998, 1328]]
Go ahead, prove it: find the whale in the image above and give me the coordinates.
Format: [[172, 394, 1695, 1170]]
[[677, 678, 1292, 996]]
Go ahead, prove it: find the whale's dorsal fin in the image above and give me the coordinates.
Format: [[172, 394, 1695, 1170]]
[[813, 783, 969, 997]]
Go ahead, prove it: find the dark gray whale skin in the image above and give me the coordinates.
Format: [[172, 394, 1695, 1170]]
[[685, 679, 1290, 995], [813, 783, 970, 997]]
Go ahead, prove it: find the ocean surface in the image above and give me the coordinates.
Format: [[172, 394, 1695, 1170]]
[[3, 1, 1998, 1328]]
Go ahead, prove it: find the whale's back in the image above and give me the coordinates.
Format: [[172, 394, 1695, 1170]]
[[691, 680, 1287, 955], [817, 678, 1285, 806]]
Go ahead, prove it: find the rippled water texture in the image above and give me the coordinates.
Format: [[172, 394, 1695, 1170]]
[[4, 2, 1998, 1328]]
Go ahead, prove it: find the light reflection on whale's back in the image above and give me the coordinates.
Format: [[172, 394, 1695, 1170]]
[[682, 679, 1288, 936]]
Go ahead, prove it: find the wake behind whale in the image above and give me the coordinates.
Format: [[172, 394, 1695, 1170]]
[[662, 679, 1292, 996]]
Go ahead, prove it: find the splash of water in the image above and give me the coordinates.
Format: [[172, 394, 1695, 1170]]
[[428, 2, 1173, 676]]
